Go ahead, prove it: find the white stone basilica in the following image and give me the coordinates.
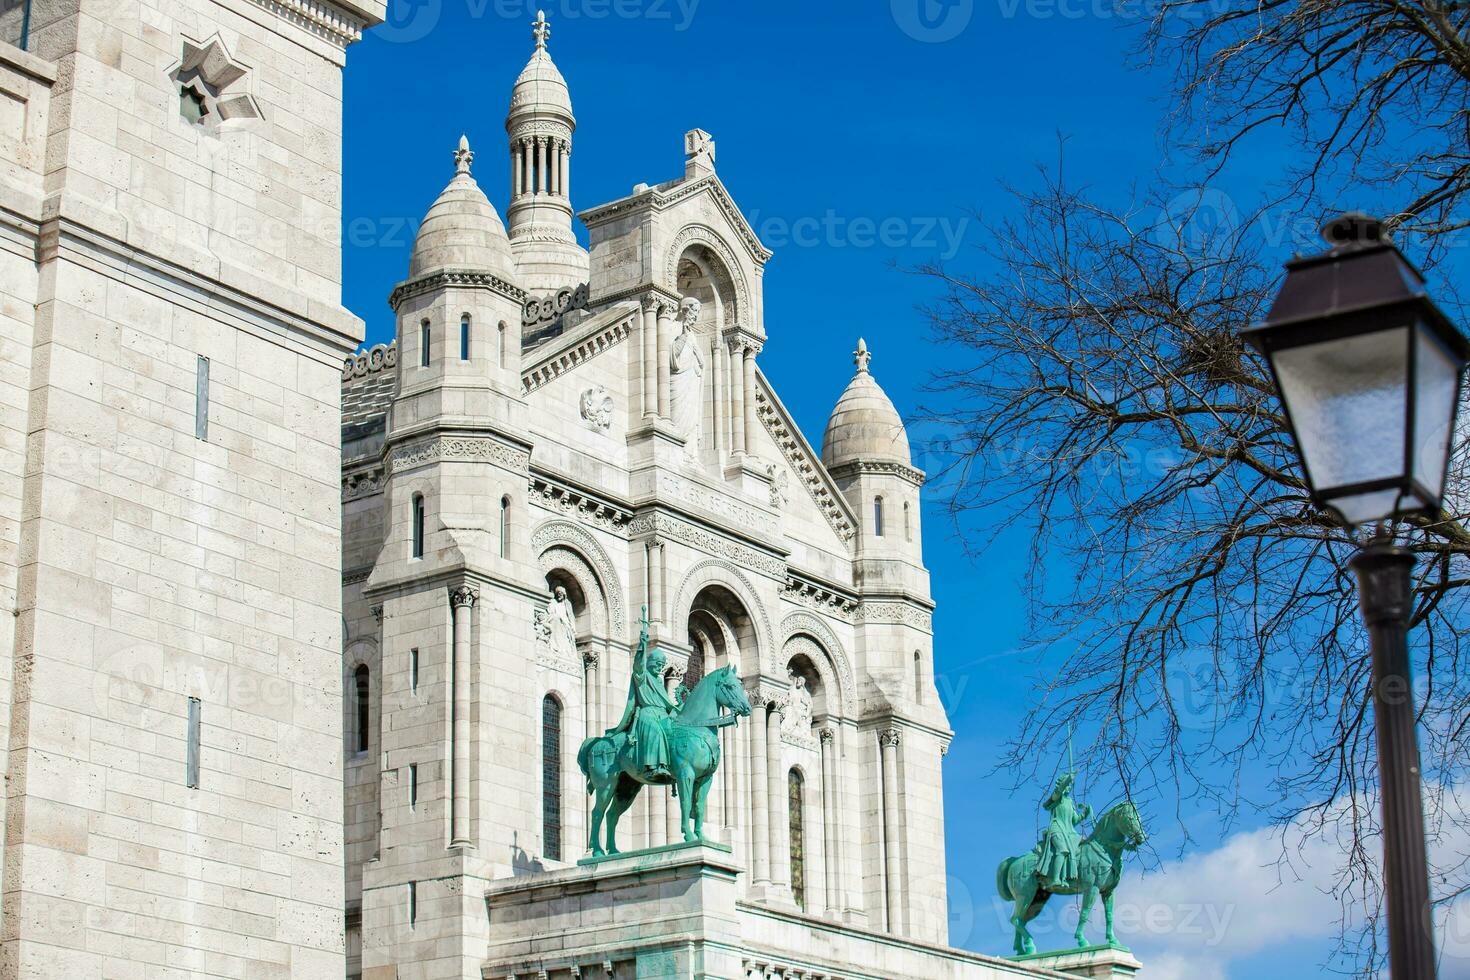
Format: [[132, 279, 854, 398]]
[[337, 14, 1091, 980]]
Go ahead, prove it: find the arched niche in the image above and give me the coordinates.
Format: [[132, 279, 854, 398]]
[[778, 611, 856, 718], [531, 520, 624, 639], [671, 560, 773, 676], [663, 225, 751, 329]]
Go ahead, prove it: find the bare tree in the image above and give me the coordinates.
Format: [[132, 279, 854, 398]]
[[920, 174, 1470, 972], [1144, 0, 1470, 253]]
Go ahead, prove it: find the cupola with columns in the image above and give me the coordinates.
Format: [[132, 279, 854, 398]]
[[505, 9, 590, 293]]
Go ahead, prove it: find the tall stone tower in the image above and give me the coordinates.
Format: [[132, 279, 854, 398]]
[[0, 0, 380, 972], [505, 9, 589, 294]]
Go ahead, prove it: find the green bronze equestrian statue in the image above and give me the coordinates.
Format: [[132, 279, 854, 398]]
[[577, 607, 752, 855], [996, 770, 1148, 955]]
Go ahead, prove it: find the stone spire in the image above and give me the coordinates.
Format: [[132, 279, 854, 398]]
[[505, 9, 589, 293], [454, 134, 473, 175]]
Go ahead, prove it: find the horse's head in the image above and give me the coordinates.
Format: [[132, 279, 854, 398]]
[[709, 666, 752, 717], [1102, 801, 1147, 851]]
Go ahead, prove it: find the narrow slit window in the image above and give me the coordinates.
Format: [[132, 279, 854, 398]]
[[410, 648, 419, 695], [873, 496, 885, 537], [498, 321, 508, 365], [186, 697, 202, 788], [412, 494, 425, 559], [499, 496, 510, 559], [542, 694, 563, 861], [409, 763, 418, 810], [459, 315, 471, 361], [420, 320, 431, 367], [408, 881, 417, 927], [789, 768, 806, 910], [195, 356, 209, 440], [904, 501, 912, 541], [354, 664, 370, 753]]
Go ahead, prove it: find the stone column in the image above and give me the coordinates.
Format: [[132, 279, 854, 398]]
[[550, 139, 560, 197], [729, 342, 746, 454], [512, 145, 523, 201], [747, 695, 771, 883], [820, 728, 839, 913], [711, 337, 726, 458], [559, 141, 570, 198], [645, 539, 663, 626], [521, 140, 533, 195], [449, 585, 478, 847], [537, 137, 548, 194], [656, 302, 674, 419], [767, 700, 790, 893], [640, 295, 658, 418], [582, 649, 598, 739], [371, 603, 385, 859], [743, 343, 759, 456], [879, 728, 903, 933]]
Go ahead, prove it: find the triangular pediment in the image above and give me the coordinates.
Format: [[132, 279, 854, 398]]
[[579, 173, 772, 268]]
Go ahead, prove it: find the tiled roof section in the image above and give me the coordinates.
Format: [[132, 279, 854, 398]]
[[342, 342, 397, 432]]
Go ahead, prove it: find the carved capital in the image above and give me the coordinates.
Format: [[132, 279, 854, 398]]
[[449, 585, 480, 609], [744, 686, 767, 709], [820, 727, 835, 746], [582, 648, 600, 669], [370, 604, 383, 626], [641, 292, 660, 314], [878, 728, 902, 749]]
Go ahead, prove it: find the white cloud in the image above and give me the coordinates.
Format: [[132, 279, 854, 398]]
[[1116, 783, 1470, 980]]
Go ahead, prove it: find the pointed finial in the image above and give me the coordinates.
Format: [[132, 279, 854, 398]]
[[453, 134, 473, 176], [854, 337, 871, 374], [532, 9, 550, 49]]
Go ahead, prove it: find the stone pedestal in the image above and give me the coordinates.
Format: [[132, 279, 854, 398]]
[[483, 841, 746, 979], [1011, 944, 1143, 979]]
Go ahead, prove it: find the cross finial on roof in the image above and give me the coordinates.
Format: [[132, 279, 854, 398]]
[[454, 134, 473, 176], [854, 337, 871, 374], [533, 9, 550, 49]]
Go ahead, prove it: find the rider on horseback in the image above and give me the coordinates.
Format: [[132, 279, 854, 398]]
[[1036, 771, 1091, 890], [606, 612, 676, 781]]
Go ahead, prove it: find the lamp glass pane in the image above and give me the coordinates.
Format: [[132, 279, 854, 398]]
[[1273, 327, 1408, 496], [1412, 324, 1461, 503], [1331, 488, 1406, 526]]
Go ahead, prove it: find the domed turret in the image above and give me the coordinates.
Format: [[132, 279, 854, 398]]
[[409, 136, 514, 279], [507, 11, 573, 124], [822, 339, 912, 470], [504, 10, 589, 293]]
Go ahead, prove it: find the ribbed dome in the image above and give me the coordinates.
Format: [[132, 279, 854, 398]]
[[409, 137, 513, 279], [507, 12, 573, 123], [822, 339, 912, 469]]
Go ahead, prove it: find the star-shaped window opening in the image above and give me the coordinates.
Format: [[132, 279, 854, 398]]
[[168, 36, 261, 131]]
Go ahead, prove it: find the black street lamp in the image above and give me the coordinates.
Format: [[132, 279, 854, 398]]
[[1244, 213, 1470, 980]]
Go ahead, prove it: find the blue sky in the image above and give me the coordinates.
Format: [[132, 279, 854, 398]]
[[339, 4, 1435, 977]]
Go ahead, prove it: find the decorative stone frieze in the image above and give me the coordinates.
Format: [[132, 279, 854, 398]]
[[389, 436, 531, 474]]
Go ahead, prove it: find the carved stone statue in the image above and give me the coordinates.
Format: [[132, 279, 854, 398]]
[[783, 669, 813, 738], [669, 297, 704, 458], [542, 585, 578, 664], [995, 769, 1148, 955]]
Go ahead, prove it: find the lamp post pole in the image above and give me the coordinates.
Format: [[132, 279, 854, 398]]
[[1352, 535, 1436, 979]]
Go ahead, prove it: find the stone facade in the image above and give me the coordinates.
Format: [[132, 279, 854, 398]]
[[0, 0, 380, 971], [338, 16, 1076, 980]]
